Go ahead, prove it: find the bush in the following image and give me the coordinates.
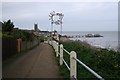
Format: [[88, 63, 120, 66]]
[[2, 20, 14, 32], [2, 33, 14, 39], [60, 41, 120, 79], [10, 30, 35, 41], [39, 35, 48, 42]]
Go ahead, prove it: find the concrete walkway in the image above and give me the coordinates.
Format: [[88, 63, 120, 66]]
[[3, 43, 61, 78]]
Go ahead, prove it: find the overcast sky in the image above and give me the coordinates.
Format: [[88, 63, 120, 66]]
[[1, 0, 119, 31]]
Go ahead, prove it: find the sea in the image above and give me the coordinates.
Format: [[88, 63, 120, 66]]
[[61, 31, 119, 51]]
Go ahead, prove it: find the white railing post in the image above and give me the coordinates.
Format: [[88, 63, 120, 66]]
[[56, 42, 59, 57], [70, 51, 77, 79], [51, 40, 53, 46], [60, 44, 63, 65], [50, 41, 52, 45], [55, 41, 56, 51], [50, 41, 51, 45], [48, 38, 51, 45], [51, 40, 52, 46], [55, 41, 56, 50], [53, 41, 54, 49], [57, 33, 59, 41], [47, 38, 49, 44], [52, 40, 54, 47]]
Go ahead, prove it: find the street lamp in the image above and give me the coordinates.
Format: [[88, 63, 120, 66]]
[[55, 12, 64, 35], [49, 11, 64, 36], [49, 11, 55, 33]]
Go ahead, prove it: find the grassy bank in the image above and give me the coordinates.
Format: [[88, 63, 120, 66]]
[[59, 40, 120, 79]]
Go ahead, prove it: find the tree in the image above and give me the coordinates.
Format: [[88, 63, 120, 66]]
[[2, 20, 14, 32]]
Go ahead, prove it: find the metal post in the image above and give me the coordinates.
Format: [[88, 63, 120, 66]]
[[70, 51, 77, 79], [60, 44, 63, 65]]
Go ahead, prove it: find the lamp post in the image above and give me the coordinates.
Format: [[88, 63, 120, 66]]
[[49, 11, 64, 37], [55, 12, 64, 35], [49, 11, 55, 41], [49, 11, 55, 34]]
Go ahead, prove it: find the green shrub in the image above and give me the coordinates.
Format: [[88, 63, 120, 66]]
[[2, 33, 14, 39], [60, 41, 120, 79], [2, 20, 14, 32]]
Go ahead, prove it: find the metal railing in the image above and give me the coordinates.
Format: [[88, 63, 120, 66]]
[[47, 40, 104, 80]]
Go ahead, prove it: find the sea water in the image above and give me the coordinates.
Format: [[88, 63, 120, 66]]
[[62, 31, 119, 51]]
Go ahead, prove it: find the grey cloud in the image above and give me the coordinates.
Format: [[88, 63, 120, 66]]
[[2, 2, 118, 31]]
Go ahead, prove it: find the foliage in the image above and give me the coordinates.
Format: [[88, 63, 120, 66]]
[[2, 20, 14, 32], [39, 35, 48, 42], [59, 40, 120, 79], [2, 33, 14, 39], [39, 35, 44, 42], [0, 33, 1, 37], [2, 20, 39, 41], [2, 20, 40, 60], [19, 30, 34, 41]]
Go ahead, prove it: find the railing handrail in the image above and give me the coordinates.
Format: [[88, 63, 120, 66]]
[[63, 48, 70, 55], [49, 40, 104, 80], [73, 57, 104, 80], [62, 58, 70, 71]]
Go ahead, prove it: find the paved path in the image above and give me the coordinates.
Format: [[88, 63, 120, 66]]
[[3, 43, 61, 78]]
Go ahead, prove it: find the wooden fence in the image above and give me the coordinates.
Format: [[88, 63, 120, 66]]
[[2, 38, 39, 60], [47, 40, 104, 80], [2, 38, 17, 60]]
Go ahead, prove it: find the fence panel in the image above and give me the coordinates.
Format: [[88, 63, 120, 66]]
[[2, 38, 39, 60], [2, 38, 17, 60]]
